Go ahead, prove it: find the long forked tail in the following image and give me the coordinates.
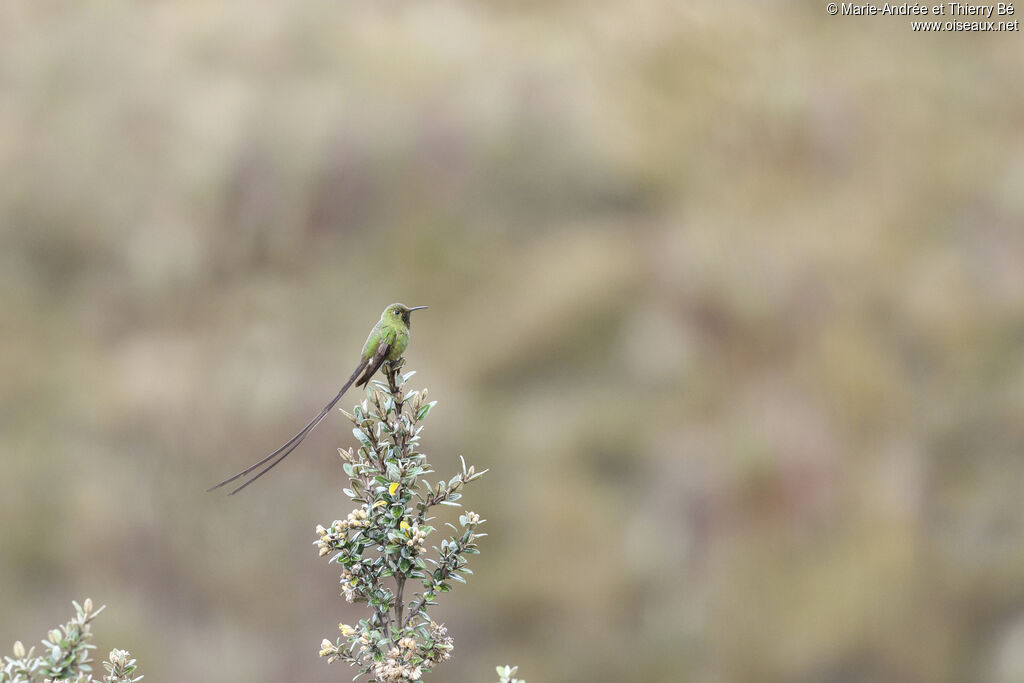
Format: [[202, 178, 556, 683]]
[[207, 358, 369, 495]]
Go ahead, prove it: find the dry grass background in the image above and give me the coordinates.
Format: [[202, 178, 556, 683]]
[[2, 2, 1024, 682]]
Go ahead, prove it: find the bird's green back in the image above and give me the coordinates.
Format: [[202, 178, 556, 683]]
[[361, 304, 412, 361]]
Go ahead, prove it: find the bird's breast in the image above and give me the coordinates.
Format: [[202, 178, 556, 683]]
[[386, 329, 410, 360]]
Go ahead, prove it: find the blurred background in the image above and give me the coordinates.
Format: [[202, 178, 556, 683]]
[[2, 2, 1023, 682]]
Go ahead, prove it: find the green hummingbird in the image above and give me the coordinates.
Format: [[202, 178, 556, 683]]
[[208, 303, 428, 495]]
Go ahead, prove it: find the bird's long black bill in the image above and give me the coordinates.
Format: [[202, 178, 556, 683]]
[[207, 359, 368, 495]]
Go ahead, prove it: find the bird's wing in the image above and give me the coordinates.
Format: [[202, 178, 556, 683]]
[[355, 338, 392, 388], [208, 357, 370, 495]]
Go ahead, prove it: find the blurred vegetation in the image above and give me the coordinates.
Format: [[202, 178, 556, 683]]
[[1, 600, 142, 683], [1, 2, 1023, 683]]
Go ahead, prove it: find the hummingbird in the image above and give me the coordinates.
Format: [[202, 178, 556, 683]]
[[208, 303, 428, 495]]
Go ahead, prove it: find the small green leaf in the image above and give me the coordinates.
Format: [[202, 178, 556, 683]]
[[416, 401, 437, 421]]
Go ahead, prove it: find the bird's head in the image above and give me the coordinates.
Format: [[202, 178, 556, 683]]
[[384, 303, 428, 326]]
